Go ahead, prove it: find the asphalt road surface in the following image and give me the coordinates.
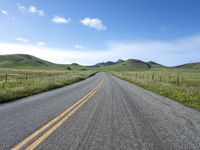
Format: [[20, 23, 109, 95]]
[[0, 73, 200, 150]]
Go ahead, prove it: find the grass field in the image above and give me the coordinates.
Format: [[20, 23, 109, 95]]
[[0, 69, 96, 103], [111, 68, 200, 111]]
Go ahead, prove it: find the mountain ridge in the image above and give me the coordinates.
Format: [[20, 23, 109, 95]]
[[0, 54, 199, 71]]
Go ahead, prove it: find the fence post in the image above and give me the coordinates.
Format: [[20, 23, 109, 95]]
[[168, 75, 171, 83], [182, 77, 184, 86], [177, 74, 180, 86], [5, 72, 7, 83], [152, 74, 154, 81], [160, 76, 162, 82], [26, 74, 28, 80]]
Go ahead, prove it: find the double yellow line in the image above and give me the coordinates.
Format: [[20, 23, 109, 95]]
[[12, 78, 105, 150]]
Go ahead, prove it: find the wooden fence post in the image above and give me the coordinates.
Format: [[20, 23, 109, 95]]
[[5, 72, 7, 83], [177, 74, 180, 86], [182, 77, 184, 86], [152, 74, 154, 81], [26, 74, 28, 80]]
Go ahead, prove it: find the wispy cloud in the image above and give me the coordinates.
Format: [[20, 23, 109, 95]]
[[37, 42, 46, 46], [1, 10, 16, 21], [1, 10, 8, 15], [80, 17, 106, 31], [1, 34, 200, 66], [16, 37, 29, 43], [74, 44, 83, 49], [29, 6, 45, 16], [17, 3, 27, 13], [17, 3, 45, 16], [52, 16, 71, 24]]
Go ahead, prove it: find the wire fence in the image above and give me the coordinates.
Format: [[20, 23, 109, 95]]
[[0, 71, 74, 83], [117, 72, 185, 86]]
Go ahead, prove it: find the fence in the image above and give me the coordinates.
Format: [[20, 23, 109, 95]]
[[122, 72, 184, 86], [0, 71, 72, 83]]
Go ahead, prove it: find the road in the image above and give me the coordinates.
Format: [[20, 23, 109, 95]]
[[0, 72, 200, 150]]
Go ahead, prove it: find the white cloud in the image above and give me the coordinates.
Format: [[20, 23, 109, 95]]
[[28, 6, 45, 16], [17, 3, 26, 13], [52, 16, 71, 24], [1, 34, 200, 66], [80, 17, 106, 31], [16, 37, 29, 43], [17, 3, 45, 16], [1, 10, 8, 15], [74, 44, 83, 49], [37, 42, 46, 46]]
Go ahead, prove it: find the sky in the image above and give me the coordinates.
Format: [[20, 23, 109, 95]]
[[0, 0, 200, 66]]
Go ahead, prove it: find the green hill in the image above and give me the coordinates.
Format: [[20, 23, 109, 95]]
[[0, 54, 87, 70], [1, 54, 198, 71], [176, 62, 200, 70], [95, 59, 151, 71], [91, 59, 167, 71], [148, 61, 166, 68], [93, 61, 115, 67]]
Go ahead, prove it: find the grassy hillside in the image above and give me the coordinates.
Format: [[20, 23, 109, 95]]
[[0, 54, 88, 70], [176, 62, 200, 70], [93, 59, 200, 71], [95, 59, 165, 71], [93, 61, 116, 67], [0, 54, 199, 71], [148, 61, 166, 68]]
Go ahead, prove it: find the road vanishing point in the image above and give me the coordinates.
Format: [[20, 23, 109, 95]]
[[0, 73, 200, 150]]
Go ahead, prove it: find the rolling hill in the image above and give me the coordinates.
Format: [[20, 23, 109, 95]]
[[147, 61, 166, 68], [92, 59, 166, 71], [0, 54, 87, 70], [0, 54, 199, 71], [176, 62, 200, 70]]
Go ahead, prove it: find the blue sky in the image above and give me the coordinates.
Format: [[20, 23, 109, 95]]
[[0, 0, 200, 66]]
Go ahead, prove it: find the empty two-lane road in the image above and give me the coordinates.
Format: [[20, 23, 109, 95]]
[[0, 73, 200, 150]]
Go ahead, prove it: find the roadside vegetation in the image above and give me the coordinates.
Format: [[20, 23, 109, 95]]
[[0, 69, 96, 103], [111, 69, 200, 111], [1, 54, 200, 110]]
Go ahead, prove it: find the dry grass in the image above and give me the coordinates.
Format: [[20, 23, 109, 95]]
[[0, 69, 96, 103], [112, 69, 200, 111]]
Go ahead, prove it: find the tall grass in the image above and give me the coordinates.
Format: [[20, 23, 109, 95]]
[[0, 69, 96, 103], [111, 69, 200, 111]]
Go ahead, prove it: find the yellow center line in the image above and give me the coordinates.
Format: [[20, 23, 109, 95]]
[[12, 77, 105, 150], [26, 79, 104, 150]]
